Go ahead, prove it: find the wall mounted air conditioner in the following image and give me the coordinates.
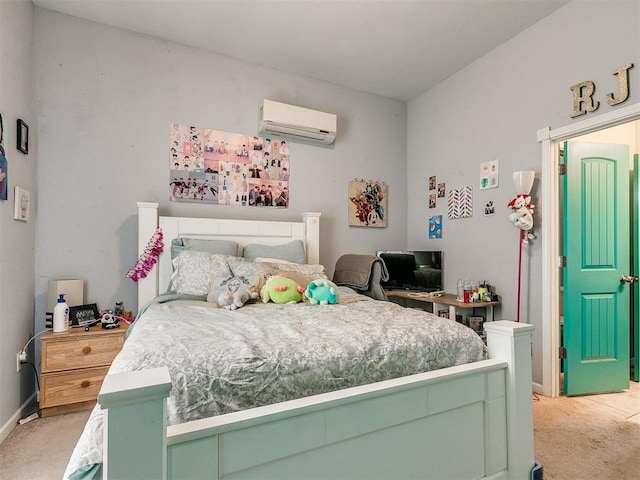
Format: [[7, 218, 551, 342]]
[[258, 99, 337, 145]]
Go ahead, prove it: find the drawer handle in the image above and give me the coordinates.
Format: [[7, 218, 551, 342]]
[[80, 380, 90, 388], [82, 346, 92, 354]]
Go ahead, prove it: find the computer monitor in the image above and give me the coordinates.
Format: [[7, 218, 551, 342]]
[[376, 250, 443, 292]]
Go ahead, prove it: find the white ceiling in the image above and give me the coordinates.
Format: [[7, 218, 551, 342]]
[[33, 0, 569, 101]]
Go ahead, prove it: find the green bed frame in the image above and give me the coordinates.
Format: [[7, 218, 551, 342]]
[[99, 321, 535, 479], [100, 203, 536, 479]]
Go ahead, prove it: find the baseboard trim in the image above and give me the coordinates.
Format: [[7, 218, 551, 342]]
[[0, 393, 37, 445], [532, 381, 545, 396]]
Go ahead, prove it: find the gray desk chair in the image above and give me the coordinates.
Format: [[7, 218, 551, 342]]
[[332, 254, 389, 301]]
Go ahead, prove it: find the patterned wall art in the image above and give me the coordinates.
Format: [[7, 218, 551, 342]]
[[0, 114, 6, 201], [170, 123, 290, 208], [447, 185, 473, 219], [429, 215, 443, 239], [348, 179, 387, 227], [480, 159, 499, 190]]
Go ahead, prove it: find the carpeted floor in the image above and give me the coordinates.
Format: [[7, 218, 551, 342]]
[[0, 408, 90, 480], [0, 383, 638, 479], [532, 381, 640, 480]]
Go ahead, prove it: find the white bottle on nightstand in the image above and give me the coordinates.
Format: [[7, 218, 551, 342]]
[[53, 294, 70, 333]]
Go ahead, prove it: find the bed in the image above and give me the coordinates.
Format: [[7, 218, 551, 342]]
[[65, 202, 536, 480]]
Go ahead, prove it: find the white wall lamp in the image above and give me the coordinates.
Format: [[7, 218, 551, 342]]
[[508, 170, 536, 323]]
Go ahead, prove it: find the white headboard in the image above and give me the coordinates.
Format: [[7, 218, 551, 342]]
[[136, 202, 321, 309]]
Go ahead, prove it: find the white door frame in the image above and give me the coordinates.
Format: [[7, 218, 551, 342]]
[[538, 102, 640, 398]]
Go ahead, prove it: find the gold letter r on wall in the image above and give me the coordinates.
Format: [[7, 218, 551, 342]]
[[570, 81, 599, 118]]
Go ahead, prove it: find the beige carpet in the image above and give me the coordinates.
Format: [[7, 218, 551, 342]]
[[0, 409, 90, 480], [1, 386, 639, 479], [533, 383, 640, 480]]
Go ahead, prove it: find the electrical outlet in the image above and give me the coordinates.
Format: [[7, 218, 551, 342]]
[[16, 351, 27, 372]]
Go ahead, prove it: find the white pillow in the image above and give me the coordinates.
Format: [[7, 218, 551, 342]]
[[170, 251, 236, 296], [262, 261, 327, 280]]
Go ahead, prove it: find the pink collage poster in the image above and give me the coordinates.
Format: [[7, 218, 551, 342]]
[[170, 124, 290, 207]]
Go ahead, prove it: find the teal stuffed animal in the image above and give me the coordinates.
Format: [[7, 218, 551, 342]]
[[305, 278, 340, 305], [260, 275, 305, 304]]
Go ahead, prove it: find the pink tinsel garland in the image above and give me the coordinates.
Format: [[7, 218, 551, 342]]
[[126, 228, 164, 282]]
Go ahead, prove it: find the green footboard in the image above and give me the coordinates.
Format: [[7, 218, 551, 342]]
[[99, 321, 535, 480]]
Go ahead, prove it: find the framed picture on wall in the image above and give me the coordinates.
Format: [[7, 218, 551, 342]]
[[0, 113, 5, 156], [347, 180, 387, 228], [0, 114, 6, 202], [17, 119, 28, 154]]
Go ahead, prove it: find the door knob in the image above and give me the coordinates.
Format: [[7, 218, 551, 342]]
[[620, 275, 638, 284]]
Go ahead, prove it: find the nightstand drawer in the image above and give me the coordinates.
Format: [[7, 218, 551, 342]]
[[40, 366, 109, 408], [42, 333, 125, 372]]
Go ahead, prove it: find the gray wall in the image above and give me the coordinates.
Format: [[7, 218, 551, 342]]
[[32, 10, 407, 343], [3, 0, 638, 434], [0, 0, 36, 440], [407, 0, 640, 384]]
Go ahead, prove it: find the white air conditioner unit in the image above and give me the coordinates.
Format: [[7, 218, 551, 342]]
[[259, 99, 336, 145]]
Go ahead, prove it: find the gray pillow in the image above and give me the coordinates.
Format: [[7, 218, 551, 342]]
[[242, 239, 306, 264], [171, 237, 239, 259]]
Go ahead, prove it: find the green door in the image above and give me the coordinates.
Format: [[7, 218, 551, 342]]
[[563, 141, 631, 395], [634, 154, 639, 383]]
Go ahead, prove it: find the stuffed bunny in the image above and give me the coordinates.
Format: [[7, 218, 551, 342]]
[[217, 286, 258, 310]]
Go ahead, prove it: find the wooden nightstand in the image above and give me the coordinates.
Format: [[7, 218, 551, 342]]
[[40, 323, 128, 417]]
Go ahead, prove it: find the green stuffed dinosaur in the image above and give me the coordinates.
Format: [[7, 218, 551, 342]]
[[260, 275, 305, 304]]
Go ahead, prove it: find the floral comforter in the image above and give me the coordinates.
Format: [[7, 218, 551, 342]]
[[64, 291, 485, 479]]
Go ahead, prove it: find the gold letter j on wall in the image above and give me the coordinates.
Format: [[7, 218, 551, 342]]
[[606, 63, 634, 106]]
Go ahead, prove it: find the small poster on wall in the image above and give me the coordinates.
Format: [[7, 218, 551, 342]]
[[348, 180, 387, 227], [429, 215, 442, 239], [169, 123, 290, 208], [480, 159, 499, 190], [447, 186, 473, 219]]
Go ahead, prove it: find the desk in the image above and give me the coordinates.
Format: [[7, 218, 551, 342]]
[[386, 291, 499, 322]]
